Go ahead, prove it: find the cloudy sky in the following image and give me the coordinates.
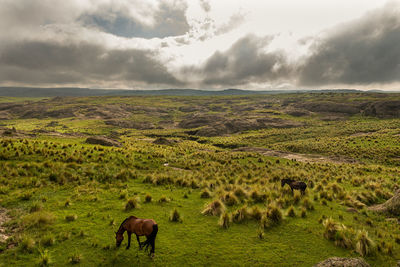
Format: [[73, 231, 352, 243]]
[[0, 0, 399, 90]]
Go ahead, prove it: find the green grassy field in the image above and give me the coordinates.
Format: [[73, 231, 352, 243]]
[[0, 93, 399, 266]]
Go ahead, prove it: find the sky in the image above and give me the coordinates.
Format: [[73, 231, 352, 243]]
[[0, 0, 399, 90]]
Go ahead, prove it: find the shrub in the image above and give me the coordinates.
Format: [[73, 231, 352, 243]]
[[218, 212, 231, 229], [125, 198, 139, 211], [65, 214, 78, 222], [202, 199, 226, 216], [169, 208, 182, 222], [355, 229, 375, 256]]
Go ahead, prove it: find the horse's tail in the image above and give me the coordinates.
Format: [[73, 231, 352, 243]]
[[150, 224, 158, 240], [148, 224, 158, 253]]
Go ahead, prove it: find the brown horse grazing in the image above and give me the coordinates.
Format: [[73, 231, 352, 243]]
[[115, 216, 158, 256], [281, 179, 307, 194]]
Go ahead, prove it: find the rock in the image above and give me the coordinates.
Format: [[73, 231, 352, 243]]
[[313, 257, 370, 267], [369, 190, 400, 216], [85, 136, 122, 147]]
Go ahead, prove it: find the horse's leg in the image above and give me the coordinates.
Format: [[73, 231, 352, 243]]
[[136, 235, 142, 250], [126, 232, 131, 250], [144, 237, 150, 252], [150, 235, 155, 255]]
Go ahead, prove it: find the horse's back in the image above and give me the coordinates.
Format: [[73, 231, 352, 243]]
[[129, 218, 156, 236]]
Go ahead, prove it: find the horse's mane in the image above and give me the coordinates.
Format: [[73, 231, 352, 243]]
[[117, 216, 138, 233]]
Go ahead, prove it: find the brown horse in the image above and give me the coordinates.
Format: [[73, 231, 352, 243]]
[[281, 178, 307, 194], [115, 216, 158, 256]]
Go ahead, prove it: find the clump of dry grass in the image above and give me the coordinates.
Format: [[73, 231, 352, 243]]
[[232, 205, 251, 223], [200, 189, 212, 199], [355, 229, 375, 256], [169, 208, 182, 222], [286, 206, 296, 217], [221, 192, 239, 206], [265, 203, 283, 225], [202, 199, 226, 216], [125, 197, 140, 211], [323, 218, 339, 241], [250, 206, 263, 221], [218, 212, 231, 229]]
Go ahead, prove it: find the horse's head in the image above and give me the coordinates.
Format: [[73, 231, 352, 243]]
[[115, 231, 124, 247], [281, 179, 287, 187]]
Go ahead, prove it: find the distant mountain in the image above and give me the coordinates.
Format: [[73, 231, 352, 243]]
[[0, 87, 391, 97]]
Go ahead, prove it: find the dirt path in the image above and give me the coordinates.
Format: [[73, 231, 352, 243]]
[[233, 147, 358, 164], [0, 208, 11, 242]]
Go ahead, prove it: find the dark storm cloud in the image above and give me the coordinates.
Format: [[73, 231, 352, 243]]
[[299, 3, 400, 86], [185, 35, 292, 86], [0, 41, 184, 86], [79, 1, 190, 38]]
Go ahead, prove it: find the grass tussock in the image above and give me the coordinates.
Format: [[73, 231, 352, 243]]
[[125, 197, 140, 211], [232, 206, 251, 223], [355, 229, 375, 256], [23, 212, 55, 228], [265, 203, 283, 225], [219, 212, 231, 229], [202, 199, 226, 216], [169, 208, 182, 222], [200, 189, 212, 199]]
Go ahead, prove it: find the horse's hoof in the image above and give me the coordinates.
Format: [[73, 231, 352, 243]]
[[126, 247, 130, 250], [150, 253, 155, 259]]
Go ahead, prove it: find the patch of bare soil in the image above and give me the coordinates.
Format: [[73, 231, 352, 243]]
[[233, 147, 358, 164], [0, 208, 11, 243]]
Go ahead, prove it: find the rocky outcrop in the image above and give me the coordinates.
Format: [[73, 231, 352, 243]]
[[85, 136, 122, 147], [369, 190, 400, 216], [313, 257, 370, 267]]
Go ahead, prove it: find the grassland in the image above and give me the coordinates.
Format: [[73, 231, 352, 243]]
[[0, 93, 399, 266]]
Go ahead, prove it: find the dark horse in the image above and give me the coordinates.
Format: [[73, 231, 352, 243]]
[[281, 179, 307, 194], [115, 216, 158, 257]]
